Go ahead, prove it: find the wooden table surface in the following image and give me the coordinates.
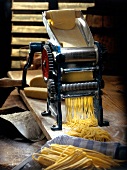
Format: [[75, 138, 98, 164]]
[[8, 70, 127, 146]]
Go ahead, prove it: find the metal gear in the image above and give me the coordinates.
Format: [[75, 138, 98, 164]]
[[41, 44, 54, 82], [47, 79, 56, 99]]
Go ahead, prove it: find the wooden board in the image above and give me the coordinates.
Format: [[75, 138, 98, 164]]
[[12, 26, 47, 34], [11, 48, 28, 58], [11, 61, 21, 69], [58, 2, 94, 10], [12, 14, 43, 22], [11, 37, 48, 46], [12, 2, 48, 10], [8, 70, 127, 145]]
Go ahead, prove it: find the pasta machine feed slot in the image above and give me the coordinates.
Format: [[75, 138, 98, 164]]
[[22, 9, 109, 131]]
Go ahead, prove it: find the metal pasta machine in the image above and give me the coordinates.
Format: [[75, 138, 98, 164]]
[[22, 9, 108, 130]]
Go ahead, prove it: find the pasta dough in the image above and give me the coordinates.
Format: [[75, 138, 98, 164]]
[[30, 75, 47, 88], [47, 9, 76, 30], [24, 87, 47, 100]]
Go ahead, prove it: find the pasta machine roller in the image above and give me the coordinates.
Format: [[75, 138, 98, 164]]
[[22, 9, 108, 130]]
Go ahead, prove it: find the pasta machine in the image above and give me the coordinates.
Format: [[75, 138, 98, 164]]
[[22, 9, 108, 131]]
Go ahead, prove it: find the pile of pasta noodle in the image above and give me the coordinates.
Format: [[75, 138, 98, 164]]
[[64, 96, 112, 142], [32, 144, 125, 170]]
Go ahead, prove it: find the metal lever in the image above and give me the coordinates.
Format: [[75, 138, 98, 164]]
[[22, 42, 43, 88]]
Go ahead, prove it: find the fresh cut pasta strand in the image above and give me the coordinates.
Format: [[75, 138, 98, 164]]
[[64, 96, 111, 142], [32, 144, 126, 170]]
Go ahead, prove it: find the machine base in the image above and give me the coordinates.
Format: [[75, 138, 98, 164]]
[[41, 110, 51, 116], [99, 120, 109, 127], [51, 124, 62, 131]]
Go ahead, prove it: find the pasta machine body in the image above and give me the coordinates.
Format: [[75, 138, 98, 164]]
[[22, 10, 109, 130]]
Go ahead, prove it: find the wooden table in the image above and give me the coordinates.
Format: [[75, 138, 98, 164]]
[[8, 70, 127, 145]]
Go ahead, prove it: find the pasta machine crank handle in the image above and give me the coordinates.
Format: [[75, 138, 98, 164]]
[[22, 42, 44, 88]]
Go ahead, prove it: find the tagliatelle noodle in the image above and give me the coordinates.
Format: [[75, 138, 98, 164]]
[[64, 96, 112, 142]]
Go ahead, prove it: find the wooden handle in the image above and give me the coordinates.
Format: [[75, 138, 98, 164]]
[[0, 78, 22, 87]]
